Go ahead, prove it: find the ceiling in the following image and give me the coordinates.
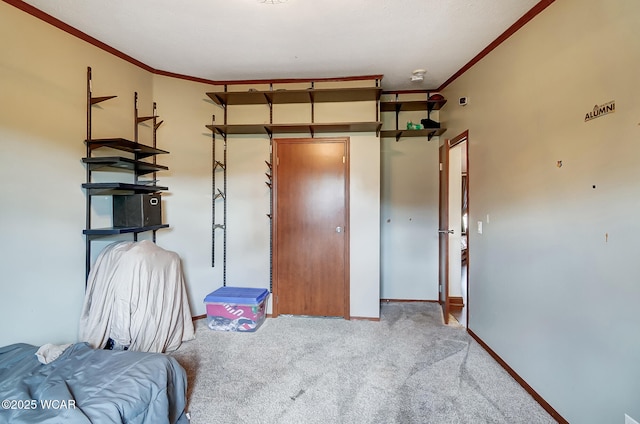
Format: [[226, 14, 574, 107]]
[[20, 0, 542, 91]]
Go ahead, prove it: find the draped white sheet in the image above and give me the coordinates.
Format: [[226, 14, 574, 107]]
[[79, 241, 195, 353]]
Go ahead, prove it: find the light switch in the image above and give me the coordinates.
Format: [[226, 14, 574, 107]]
[[477, 221, 483, 234]]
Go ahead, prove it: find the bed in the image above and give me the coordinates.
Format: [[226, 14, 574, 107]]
[[0, 342, 188, 424]]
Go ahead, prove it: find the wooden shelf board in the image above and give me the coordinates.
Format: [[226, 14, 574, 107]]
[[207, 121, 382, 136], [86, 138, 169, 156], [206, 87, 382, 107], [84, 224, 169, 237], [206, 91, 270, 106], [311, 87, 382, 103], [277, 122, 381, 133], [82, 157, 168, 174], [380, 99, 447, 112], [206, 124, 270, 135], [380, 127, 447, 140], [82, 182, 168, 195]]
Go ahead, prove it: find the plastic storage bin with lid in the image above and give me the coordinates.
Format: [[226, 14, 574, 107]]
[[203, 287, 269, 332]]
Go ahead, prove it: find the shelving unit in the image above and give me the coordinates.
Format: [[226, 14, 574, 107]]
[[83, 67, 169, 279], [205, 80, 382, 287], [380, 94, 447, 141], [206, 86, 382, 106], [205, 85, 383, 139]]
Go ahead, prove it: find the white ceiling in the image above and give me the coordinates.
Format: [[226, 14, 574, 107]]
[[21, 0, 541, 90]]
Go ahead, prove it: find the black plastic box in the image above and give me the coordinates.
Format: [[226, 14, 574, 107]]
[[420, 118, 440, 128], [113, 194, 162, 227]]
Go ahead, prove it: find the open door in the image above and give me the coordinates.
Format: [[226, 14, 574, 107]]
[[438, 141, 450, 324]]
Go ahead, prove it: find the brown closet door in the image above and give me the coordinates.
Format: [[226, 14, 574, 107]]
[[273, 138, 349, 318]]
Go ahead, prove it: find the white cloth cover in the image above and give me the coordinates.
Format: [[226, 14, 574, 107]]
[[79, 241, 195, 353], [35, 343, 72, 364]]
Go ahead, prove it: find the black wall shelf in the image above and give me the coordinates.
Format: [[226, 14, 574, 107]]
[[81, 182, 168, 195], [85, 138, 169, 157], [380, 94, 448, 141], [82, 156, 168, 174], [83, 66, 169, 280], [84, 224, 170, 238]]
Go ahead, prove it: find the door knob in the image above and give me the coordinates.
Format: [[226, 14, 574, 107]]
[[336, 226, 342, 233]]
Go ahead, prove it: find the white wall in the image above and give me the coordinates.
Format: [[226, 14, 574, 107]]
[[441, 0, 640, 422], [447, 143, 462, 299], [380, 95, 440, 300], [348, 134, 381, 317], [150, 75, 222, 315]]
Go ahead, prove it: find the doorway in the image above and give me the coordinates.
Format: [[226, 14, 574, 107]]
[[272, 137, 350, 318], [438, 130, 469, 326], [449, 135, 468, 327]]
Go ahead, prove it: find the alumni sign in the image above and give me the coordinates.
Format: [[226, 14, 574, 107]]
[[585, 100, 615, 122]]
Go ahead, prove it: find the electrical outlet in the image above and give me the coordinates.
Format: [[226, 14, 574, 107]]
[[477, 221, 483, 234], [626, 414, 639, 424]]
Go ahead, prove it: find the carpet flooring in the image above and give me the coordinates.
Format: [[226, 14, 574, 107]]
[[171, 302, 556, 424]]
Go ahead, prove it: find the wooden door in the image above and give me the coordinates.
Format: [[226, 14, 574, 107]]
[[438, 141, 450, 324], [273, 137, 349, 318]]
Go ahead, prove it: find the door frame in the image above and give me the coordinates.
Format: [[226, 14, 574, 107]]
[[438, 140, 450, 324], [271, 137, 350, 319], [439, 130, 469, 325]]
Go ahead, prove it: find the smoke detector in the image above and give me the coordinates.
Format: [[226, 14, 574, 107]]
[[411, 69, 426, 82]]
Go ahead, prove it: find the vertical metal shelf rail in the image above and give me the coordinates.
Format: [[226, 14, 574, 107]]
[[85, 67, 117, 280], [134, 93, 163, 243], [266, 83, 274, 292], [266, 151, 273, 292], [211, 106, 228, 285]]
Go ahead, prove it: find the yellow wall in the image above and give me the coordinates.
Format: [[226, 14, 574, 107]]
[[441, 0, 640, 422], [0, 1, 153, 345], [0, 1, 382, 348]]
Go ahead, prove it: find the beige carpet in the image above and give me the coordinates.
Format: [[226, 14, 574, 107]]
[[171, 302, 555, 424]]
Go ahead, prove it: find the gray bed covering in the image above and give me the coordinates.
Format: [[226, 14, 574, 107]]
[[0, 343, 188, 424]]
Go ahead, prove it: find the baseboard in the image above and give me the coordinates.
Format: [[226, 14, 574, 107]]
[[467, 329, 568, 424], [191, 314, 206, 321], [381, 299, 439, 303], [449, 296, 464, 309], [350, 316, 380, 321]]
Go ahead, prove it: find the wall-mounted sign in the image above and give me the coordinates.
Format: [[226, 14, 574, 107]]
[[585, 100, 615, 122]]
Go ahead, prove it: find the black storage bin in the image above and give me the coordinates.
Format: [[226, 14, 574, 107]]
[[420, 118, 440, 128], [113, 194, 162, 227]]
